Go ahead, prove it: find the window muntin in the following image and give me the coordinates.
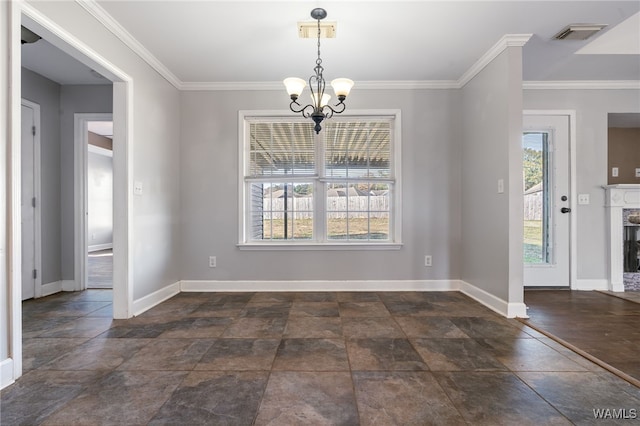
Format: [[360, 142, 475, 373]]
[[243, 115, 398, 244]]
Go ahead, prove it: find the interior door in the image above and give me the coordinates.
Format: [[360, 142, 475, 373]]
[[523, 115, 571, 287], [21, 103, 36, 300]]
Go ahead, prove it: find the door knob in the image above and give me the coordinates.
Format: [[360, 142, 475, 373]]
[[560, 207, 571, 213]]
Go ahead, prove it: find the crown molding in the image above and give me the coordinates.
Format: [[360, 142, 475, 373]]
[[76, 0, 182, 89], [523, 80, 640, 90], [180, 80, 460, 91], [61, 12, 634, 94], [457, 34, 532, 88]]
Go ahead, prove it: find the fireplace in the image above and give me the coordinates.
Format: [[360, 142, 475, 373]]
[[604, 185, 640, 291]]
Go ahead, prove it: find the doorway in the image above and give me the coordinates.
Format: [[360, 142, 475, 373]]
[[85, 119, 114, 290], [522, 114, 573, 287], [20, 100, 41, 300]]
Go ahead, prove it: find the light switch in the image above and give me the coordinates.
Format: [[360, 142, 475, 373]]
[[134, 181, 143, 195], [612, 167, 619, 177], [578, 194, 590, 205], [497, 179, 504, 194]]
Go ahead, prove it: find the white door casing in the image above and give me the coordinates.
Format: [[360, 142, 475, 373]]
[[523, 114, 572, 287]]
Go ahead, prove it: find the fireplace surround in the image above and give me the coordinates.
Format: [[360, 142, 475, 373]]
[[604, 185, 640, 292]]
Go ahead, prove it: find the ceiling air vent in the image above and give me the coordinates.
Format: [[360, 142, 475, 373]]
[[553, 24, 607, 40], [298, 21, 336, 38]]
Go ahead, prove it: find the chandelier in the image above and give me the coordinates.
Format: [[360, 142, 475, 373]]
[[283, 8, 354, 134]]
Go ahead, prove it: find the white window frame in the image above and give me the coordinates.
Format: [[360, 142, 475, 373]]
[[238, 110, 402, 250]]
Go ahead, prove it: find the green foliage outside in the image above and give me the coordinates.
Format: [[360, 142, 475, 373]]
[[523, 147, 543, 191]]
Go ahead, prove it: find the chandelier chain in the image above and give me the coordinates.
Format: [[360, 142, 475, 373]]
[[316, 16, 322, 68]]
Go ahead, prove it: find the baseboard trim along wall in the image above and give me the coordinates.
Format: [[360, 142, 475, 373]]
[[132, 281, 181, 316], [41, 281, 62, 297], [1, 358, 15, 389], [575, 279, 609, 291], [88, 243, 113, 252], [459, 280, 528, 318], [174, 279, 527, 319], [180, 280, 460, 293]]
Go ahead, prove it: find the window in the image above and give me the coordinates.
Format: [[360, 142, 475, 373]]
[[240, 113, 401, 247]]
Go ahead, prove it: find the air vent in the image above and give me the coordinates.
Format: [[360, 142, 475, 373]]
[[553, 24, 607, 40], [298, 21, 336, 38]]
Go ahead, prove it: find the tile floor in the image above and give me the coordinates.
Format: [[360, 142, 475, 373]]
[[3, 290, 640, 425]]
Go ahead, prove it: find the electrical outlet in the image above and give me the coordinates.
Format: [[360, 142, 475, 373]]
[[612, 167, 619, 177], [497, 179, 504, 194], [209, 256, 216, 268], [636, 168, 640, 178], [424, 255, 432, 267]]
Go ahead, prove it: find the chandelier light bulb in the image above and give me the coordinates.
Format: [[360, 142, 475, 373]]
[[283, 77, 307, 99], [331, 78, 354, 100]]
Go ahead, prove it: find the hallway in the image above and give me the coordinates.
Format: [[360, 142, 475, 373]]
[[3, 290, 640, 424]]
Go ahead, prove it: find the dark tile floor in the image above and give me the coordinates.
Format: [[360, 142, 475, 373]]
[[523, 289, 640, 385], [3, 290, 640, 425]]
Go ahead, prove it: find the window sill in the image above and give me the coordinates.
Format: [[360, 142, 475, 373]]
[[237, 242, 403, 251]]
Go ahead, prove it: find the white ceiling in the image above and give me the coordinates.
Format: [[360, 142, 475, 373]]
[[21, 1, 640, 87]]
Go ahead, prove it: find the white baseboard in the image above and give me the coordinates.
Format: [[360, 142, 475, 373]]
[[459, 280, 528, 318], [62, 280, 76, 292], [180, 280, 460, 293], [41, 280, 62, 297], [132, 281, 181, 316], [89, 243, 113, 252], [0, 358, 15, 390], [575, 279, 609, 291]]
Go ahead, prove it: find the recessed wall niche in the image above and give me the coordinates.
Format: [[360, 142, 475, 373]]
[[608, 113, 640, 185]]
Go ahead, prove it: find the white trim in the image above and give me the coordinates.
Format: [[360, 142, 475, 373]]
[[181, 80, 460, 91], [132, 281, 181, 316], [181, 280, 460, 293], [75, 113, 113, 293], [237, 243, 402, 251], [523, 81, 640, 90], [523, 110, 578, 290], [0, 358, 15, 390], [9, 0, 23, 385], [41, 280, 62, 297], [459, 281, 528, 319], [458, 34, 532, 88], [20, 3, 130, 84], [76, 0, 181, 89], [575, 279, 609, 291], [20, 99, 42, 299], [61, 280, 76, 292], [89, 243, 113, 252]]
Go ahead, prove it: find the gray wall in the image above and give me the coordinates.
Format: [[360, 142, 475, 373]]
[[460, 48, 524, 302], [21, 68, 62, 286], [59, 85, 112, 279], [523, 89, 640, 283], [179, 89, 462, 282]]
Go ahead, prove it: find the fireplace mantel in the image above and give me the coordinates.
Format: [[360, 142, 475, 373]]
[[603, 185, 640, 292]]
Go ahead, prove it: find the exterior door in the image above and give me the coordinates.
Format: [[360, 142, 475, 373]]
[[21, 103, 37, 300], [523, 115, 571, 287]]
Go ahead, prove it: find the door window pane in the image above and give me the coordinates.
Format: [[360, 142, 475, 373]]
[[523, 132, 551, 264]]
